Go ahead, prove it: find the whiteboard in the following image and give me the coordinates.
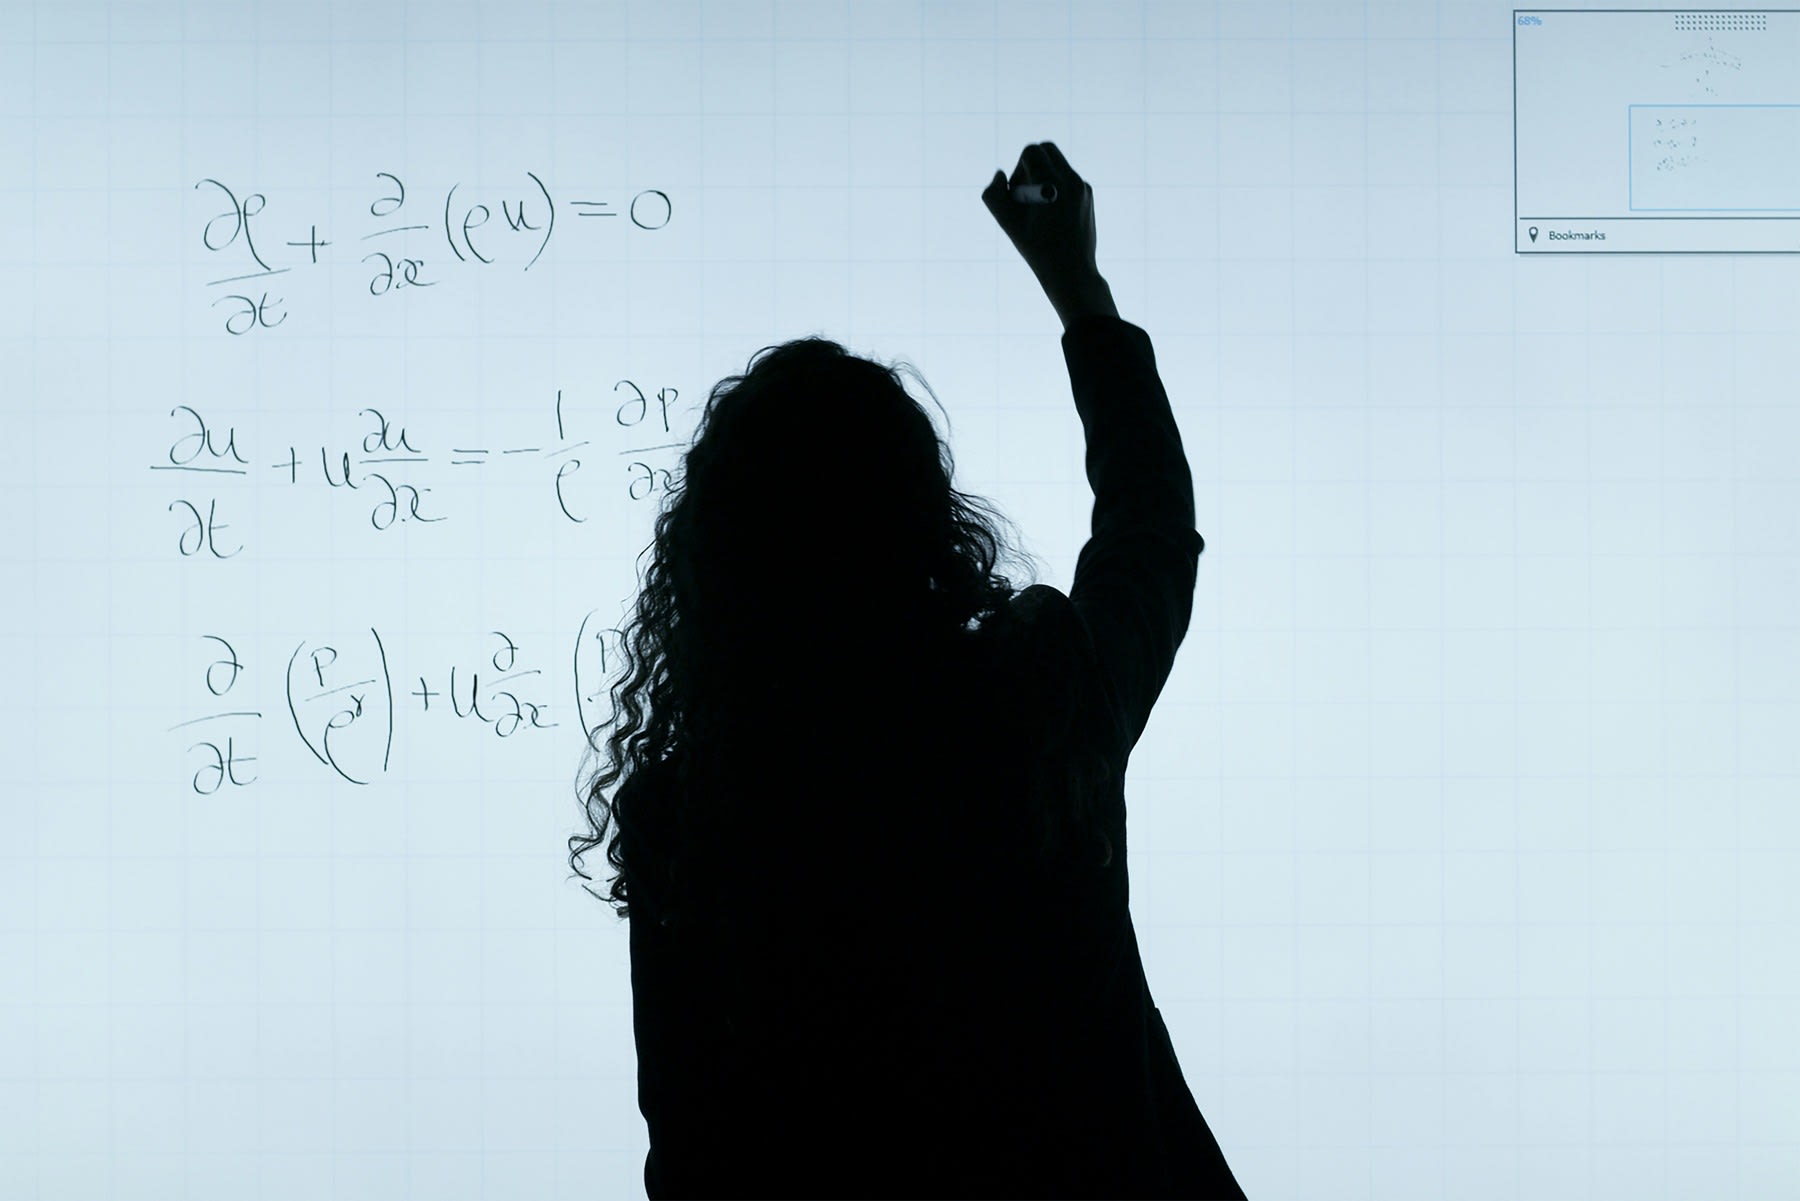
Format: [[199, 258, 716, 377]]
[[7, 3, 1800, 1199]]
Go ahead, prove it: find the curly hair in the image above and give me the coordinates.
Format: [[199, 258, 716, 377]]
[[567, 335, 1113, 927]]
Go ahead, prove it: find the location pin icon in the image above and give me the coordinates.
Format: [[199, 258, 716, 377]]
[[1528, 226, 1539, 242]]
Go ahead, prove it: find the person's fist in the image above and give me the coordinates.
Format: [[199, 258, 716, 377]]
[[981, 142, 1101, 292]]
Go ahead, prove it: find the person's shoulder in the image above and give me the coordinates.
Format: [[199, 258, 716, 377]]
[[967, 584, 1063, 675], [971, 584, 1098, 728], [984, 582, 1077, 640], [1008, 584, 1097, 668], [1012, 581, 1072, 619]]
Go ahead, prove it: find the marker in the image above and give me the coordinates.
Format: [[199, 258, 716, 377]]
[[1012, 183, 1057, 204]]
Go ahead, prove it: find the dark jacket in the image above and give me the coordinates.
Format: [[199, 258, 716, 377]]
[[626, 316, 1244, 1199]]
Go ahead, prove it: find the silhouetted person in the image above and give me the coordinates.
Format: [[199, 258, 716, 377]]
[[570, 143, 1246, 1200]]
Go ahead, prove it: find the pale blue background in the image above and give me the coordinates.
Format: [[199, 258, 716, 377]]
[[4, 2, 1798, 1199]]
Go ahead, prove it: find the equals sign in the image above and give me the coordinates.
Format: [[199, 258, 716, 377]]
[[450, 448, 490, 466], [569, 201, 615, 217]]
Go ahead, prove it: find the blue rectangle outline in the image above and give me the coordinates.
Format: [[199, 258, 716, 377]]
[[1629, 103, 1800, 212]]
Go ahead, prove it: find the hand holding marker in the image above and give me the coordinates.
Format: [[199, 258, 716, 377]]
[[983, 142, 1116, 329]]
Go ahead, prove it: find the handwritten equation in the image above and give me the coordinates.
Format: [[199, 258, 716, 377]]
[[1662, 35, 1745, 98], [170, 612, 626, 792], [1649, 113, 1702, 173], [151, 380, 685, 556], [1629, 103, 1800, 211], [197, 171, 673, 334]]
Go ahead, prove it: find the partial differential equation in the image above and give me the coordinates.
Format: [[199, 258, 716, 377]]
[[196, 170, 673, 334], [168, 614, 629, 793], [151, 380, 685, 556]]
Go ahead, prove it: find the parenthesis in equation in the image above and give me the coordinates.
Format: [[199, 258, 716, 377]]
[[284, 630, 395, 783], [573, 610, 625, 754], [525, 171, 554, 270]]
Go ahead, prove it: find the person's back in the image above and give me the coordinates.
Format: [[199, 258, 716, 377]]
[[625, 143, 1245, 1199]]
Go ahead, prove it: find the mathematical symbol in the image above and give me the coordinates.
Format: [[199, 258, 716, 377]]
[[286, 224, 332, 263], [362, 224, 429, 240]]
